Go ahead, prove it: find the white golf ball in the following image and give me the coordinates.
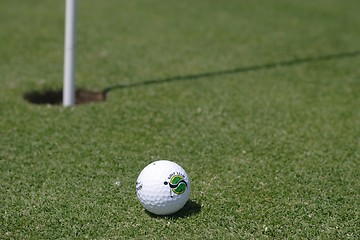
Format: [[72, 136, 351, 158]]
[[136, 160, 191, 215]]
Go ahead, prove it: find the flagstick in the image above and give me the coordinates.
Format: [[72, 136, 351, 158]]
[[63, 0, 77, 106]]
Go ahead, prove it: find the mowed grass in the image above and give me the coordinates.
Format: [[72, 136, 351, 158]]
[[1, 0, 360, 238]]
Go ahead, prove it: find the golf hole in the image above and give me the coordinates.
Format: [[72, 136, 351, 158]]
[[23, 89, 106, 105]]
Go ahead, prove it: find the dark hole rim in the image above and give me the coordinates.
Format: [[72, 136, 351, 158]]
[[23, 89, 106, 105]]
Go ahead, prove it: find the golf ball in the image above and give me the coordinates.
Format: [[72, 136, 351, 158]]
[[136, 160, 191, 215]]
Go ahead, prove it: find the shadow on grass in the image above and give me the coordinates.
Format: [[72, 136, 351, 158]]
[[145, 199, 201, 219], [103, 50, 360, 96], [23, 50, 360, 105]]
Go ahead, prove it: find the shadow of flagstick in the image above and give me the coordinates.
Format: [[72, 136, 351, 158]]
[[103, 50, 360, 97]]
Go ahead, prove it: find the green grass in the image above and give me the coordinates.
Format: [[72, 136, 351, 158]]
[[1, 0, 360, 238]]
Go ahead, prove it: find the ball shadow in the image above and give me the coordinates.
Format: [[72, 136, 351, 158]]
[[145, 199, 201, 219]]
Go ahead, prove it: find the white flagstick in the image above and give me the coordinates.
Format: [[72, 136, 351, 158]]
[[63, 0, 77, 106]]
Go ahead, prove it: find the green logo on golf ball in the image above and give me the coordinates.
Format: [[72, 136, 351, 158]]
[[164, 174, 188, 195]]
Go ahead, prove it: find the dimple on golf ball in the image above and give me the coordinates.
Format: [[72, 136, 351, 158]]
[[136, 160, 191, 215]]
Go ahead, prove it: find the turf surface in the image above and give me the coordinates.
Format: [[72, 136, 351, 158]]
[[1, 0, 359, 238]]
